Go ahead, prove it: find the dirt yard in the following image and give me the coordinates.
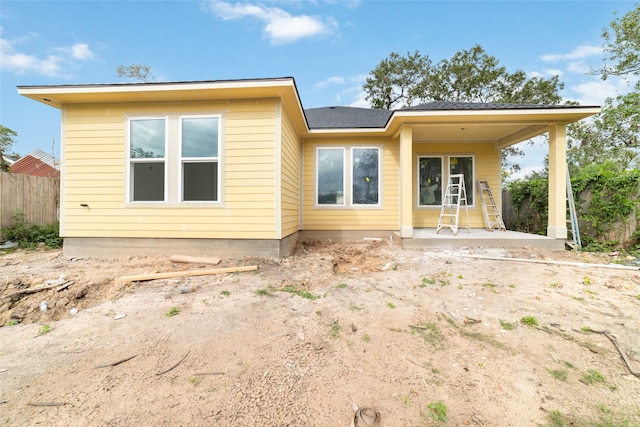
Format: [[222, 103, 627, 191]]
[[1, 240, 639, 426]]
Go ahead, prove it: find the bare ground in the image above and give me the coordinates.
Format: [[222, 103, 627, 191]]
[[1, 240, 640, 426]]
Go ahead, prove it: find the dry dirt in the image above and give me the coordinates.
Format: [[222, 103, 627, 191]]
[[1, 240, 640, 427]]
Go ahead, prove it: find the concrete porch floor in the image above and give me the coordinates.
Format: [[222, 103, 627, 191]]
[[403, 228, 566, 251]]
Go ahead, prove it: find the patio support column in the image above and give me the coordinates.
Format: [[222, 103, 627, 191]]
[[399, 126, 413, 238], [547, 123, 568, 239]]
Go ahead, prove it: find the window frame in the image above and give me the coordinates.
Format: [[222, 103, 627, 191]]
[[416, 154, 475, 208], [127, 116, 168, 203], [179, 115, 221, 203], [315, 145, 382, 208]]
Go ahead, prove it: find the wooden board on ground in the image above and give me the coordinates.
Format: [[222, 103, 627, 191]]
[[116, 265, 258, 283], [169, 255, 221, 265]]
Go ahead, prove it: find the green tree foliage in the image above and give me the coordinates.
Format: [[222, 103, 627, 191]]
[[598, 3, 640, 80], [363, 45, 563, 109], [116, 64, 155, 82], [363, 45, 565, 175], [0, 125, 18, 172], [569, 4, 640, 171]]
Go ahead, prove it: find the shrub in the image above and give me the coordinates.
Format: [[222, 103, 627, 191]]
[[1, 211, 62, 250]]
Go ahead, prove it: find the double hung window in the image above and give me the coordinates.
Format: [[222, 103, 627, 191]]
[[417, 155, 474, 207], [181, 117, 219, 202], [316, 147, 380, 207], [129, 118, 166, 202]]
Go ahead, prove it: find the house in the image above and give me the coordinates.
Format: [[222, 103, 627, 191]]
[[10, 149, 60, 178], [18, 78, 599, 258]]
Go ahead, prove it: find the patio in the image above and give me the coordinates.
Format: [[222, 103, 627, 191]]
[[403, 228, 566, 251]]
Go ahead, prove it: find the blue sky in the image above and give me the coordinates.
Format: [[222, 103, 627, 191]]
[[1, 0, 638, 175]]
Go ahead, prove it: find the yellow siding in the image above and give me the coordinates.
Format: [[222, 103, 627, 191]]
[[412, 142, 500, 228], [62, 99, 279, 239], [302, 138, 400, 231], [280, 104, 301, 237]]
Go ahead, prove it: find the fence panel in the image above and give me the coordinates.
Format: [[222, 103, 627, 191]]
[[0, 172, 60, 235]]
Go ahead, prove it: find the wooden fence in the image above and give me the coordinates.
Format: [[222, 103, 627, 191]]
[[0, 172, 60, 237]]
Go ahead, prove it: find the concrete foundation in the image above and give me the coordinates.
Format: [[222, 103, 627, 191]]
[[63, 232, 299, 259]]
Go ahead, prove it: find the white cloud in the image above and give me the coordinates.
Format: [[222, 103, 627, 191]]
[[206, 1, 337, 44], [539, 45, 602, 62], [70, 43, 95, 60], [570, 79, 619, 105], [0, 34, 95, 76], [314, 76, 345, 89], [543, 68, 564, 78]]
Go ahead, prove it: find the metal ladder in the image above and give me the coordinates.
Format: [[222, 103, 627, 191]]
[[477, 180, 506, 231], [436, 174, 470, 235], [566, 168, 582, 250]]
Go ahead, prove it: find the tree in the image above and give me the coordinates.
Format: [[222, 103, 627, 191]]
[[364, 45, 564, 109], [0, 125, 17, 172], [363, 45, 565, 175], [363, 51, 431, 109], [569, 4, 640, 172], [116, 64, 155, 82], [597, 4, 640, 81]]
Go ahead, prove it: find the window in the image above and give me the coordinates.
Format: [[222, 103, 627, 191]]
[[418, 157, 442, 206], [418, 155, 474, 207], [129, 118, 166, 202], [316, 147, 380, 207], [127, 114, 222, 204], [181, 117, 220, 201], [449, 156, 474, 205]]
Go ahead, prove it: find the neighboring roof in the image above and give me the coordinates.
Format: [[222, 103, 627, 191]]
[[11, 149, 60, 178], [305, 106, 393, 129]]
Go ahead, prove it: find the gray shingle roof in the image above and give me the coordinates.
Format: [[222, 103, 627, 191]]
[[304, 106, 393, 129], [304, 102, 593, 130]]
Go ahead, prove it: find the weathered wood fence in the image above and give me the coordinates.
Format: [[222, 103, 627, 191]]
[[0, 172, 60, 236]]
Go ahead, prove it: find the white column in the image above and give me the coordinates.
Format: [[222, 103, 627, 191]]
[[400, 126, 413, 238], [547, 124, 568, 239]]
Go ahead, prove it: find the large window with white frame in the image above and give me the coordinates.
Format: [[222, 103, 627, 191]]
[[417, 155, 474, 207], [129, 118, 167, 202], [316, 146, 381, 207], [181, 116, 220, 202], [127, 114, 222, 204]]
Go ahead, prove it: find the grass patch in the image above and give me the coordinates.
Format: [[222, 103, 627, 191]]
[[38, 324, 51, 335], [548, 369, 568, 382], [337, 283, 347, 289], [220, 290, 230, 297], [427, 400, 448, 423], [329, 322, 341, 339], [278, 284, 321, 300], [410, 323, 445, 349], [165, 307, 180, 317], [544, 407, 636, 427], [499, 319, 517, 330], [361, 334, 370, 343], [387, 302, 396, 309], [582, 369, 606, 385], [520, 315, 538, 326]]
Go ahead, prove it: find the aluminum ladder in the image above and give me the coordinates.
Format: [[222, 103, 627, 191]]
[[566, 168, 582, 250], [436, 174, 470, 235], [477, 180, 506, 231]]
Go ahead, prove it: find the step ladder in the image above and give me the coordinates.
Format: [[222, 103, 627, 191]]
[[477, 180, 506, 231], [566, 168, 582, 250], [436, 174, 470, 235]]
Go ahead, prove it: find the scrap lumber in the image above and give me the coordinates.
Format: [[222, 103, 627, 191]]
[[169, 255, 221, 265], [116, 265, 258, 283], [1, 280, 74, 300]]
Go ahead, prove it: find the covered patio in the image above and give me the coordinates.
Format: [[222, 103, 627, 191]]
[[403, 228, 565, 251]]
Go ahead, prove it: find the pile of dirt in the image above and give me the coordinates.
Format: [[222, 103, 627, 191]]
[[1, 242, 640, 426]]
